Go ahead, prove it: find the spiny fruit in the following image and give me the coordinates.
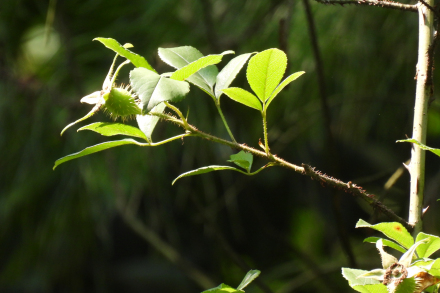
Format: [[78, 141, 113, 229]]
[[103, 85, 141, 120]]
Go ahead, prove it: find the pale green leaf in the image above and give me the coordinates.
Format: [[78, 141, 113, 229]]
[[357, 269, 385, 281], [428, 259, 440, 277], [364, 237, 407, 253], [266, 71, 305, 108], [352, 284, 388, 293], [397, 138, 440, 157], [136, 103, 166, 142], [202, 283, 241, 293], [78, 122, 147, 141], [376, 239, 398, 269], [356, 219, 414, 249], [222, 88, 262, 111], [228, 151, 253, 173], [54, 139, 147, 169], [170, 51, 234, 81], [342, 268, 381, 286], [246, 48, 287, 102], [158, 46, 218, 97], [416, 233, 440, 258], [391, 277, 416, 293], [215, 53, 253, 99], [399, 239, 428, 267], [172, 166, 248, 185], [237, 270, 260, 291], [130, 68, 190, 113], [94, 37, 156, 72]]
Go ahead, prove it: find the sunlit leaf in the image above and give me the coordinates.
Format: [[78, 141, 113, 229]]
[[399, 239, 428, 267], [172, 166, 248, 185], [228, 151, 253, 173], [215, 53, 253, 99], [237, 270, 260, 291], [136, 102, 166, 142], [94, 37, 156, 72], [376, 239, 398, 269], [246, 48, 287, 102], [357, 269, 385, 281], [158, 46, 218, 97], [170, 51, 234, 81], [352, 284, 388, 293], [342, 268, 382, 286], [397, 138, 440, 157], [391, 277, 416, 293], [364, 237, 407, 253], [222, 88, 262, 111], [54, 139, 147, 169], [266, 71, 305, 108], [202, 283, 241, 293], [130, 68, 189, 113], [78, 122, 148, 141], [356, 219, 414, 249]]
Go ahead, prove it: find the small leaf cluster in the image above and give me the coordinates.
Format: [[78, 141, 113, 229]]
[[202, 270, 261, 293], [343, 220, 440, 293]]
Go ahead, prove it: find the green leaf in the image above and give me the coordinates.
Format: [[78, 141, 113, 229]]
[[172, 166, 248, 185], [130, 68, 190, 113], [428, 259, 440, 277], [342, 268, 382, 286], [397, 138, 440, 157], [170, 51, 234, 81], [158, 46, 218, 97], [352, 284, 388, 293], [246, 48, 287, 102], [416, 233, 440, 258], [228, 151, 253, 173], [266, 71, 305, 108], [136, 102, 166, 142], [391, 277, 416, 293], [376, 239, 398, 269], [364, 237, 407, 253], [222, 88, 262, 111], [356, 219, 414, 249], [236, 270, 260, 291], [78, 122, 148, 141], [94, 38, 156, 72], [54, 139, 147, 169], [202, 283, 241, 293], [215, 53, 253, 99], [398, 239, 428, 267], [357, 269, 386, 281]]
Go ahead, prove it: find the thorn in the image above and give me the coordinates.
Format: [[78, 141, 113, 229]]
[[422, 206, 430, 217], [258, 138, 265, 150], [403, 162, 411, 172]]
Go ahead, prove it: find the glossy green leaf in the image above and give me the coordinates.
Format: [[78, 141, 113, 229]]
[[172, 166, 248, 185], [94, 38, 156, 72], [130, 68, 190, 113], [54, 139, 147, 169], [78, 122, 148, 141], [228, 151, 253, 173], [364, 237, 407, 253], [215, 53, 253, 99], [170, 51, 234, 81], [266, 71, 305, 108], [397, 138, 440, 157], [246, 48, 287, 102], [237, 270, 260, 291], [222, 88, 262, 111], [158, 46, 218, 97], [356, 219, 414, 249], [136, 102, 166, 142], [202, 283, 241, 293]]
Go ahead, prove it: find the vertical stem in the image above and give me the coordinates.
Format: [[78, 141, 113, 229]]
[[410, 2, 434, 235], [262, 109, 270, 154], [215, 101, 237, 143]]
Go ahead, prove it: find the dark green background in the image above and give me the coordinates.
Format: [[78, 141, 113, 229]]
[[2, 0, 440, 292]]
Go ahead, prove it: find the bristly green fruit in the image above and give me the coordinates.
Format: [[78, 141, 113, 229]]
[[103, 86, 141, 120]]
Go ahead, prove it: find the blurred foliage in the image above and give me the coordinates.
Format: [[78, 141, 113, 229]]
[[1, 0, 440, 292]]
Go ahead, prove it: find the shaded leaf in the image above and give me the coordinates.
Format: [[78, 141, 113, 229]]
[[158, 46, 218, 97], [78, 122, 147, 141], [172, 166, 248, 185], [364, 237, 407, 253], [246, 48, 287, 102], [94, 37, 156, 72], [397, 139, 440, 157], [222, 88, 262, 111], [202, 283, 241, 293], [170, 51, 234, 81], [237, 270, 260, 291], [228, 151, 253, 173], [54, 139, 147, 169], [266, 71, 305, 108], [136, 102, 166, 142], [352, 284, 388, 293], [215, 53, 253, 99], [130, 68, 190, 113], [356, 219, 414, 249]]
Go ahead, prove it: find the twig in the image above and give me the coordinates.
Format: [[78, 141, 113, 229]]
[[314, 0, 418, 12], [153, 112, 411, 230]]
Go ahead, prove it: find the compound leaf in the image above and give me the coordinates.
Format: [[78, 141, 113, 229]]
[[215, 53, 253, 99], [130, 68, 189, 113], [222, 88, 262, 111], [266, 71, 305, 108], [363, 237, 407, 254], [136, 102, 167, 142], [78, 122, 148, 141], [416, 233, 440, 258], [356, 219, 414, 249]]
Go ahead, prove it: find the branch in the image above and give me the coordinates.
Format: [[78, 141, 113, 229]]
[[154, 112, 411, 230], [314, 0, 418, 12]]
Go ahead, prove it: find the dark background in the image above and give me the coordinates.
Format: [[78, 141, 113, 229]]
[[2, 0, 440, 292]]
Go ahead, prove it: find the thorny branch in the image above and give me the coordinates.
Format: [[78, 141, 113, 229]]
[[314, 0, 418, 12], [153, 111, 411, 230]]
